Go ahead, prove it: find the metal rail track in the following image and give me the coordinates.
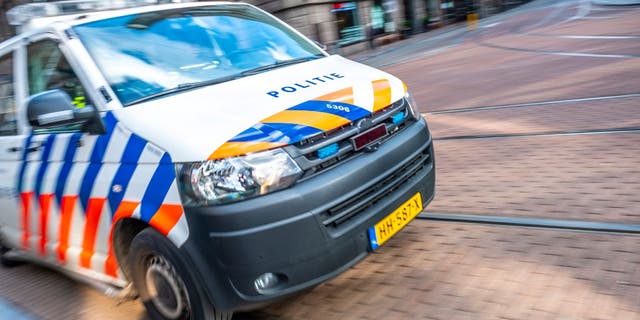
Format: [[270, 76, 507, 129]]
[[424, 93, 640, 115], [418, 213, 640, 235], [433, 127, 640, 141], [475, 39, 640, 59]]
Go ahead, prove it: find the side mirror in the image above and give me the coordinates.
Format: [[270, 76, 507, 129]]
[[26, 89, 105, 135]]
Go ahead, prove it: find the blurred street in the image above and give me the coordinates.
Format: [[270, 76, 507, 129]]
[[1, 0, 639, 319]]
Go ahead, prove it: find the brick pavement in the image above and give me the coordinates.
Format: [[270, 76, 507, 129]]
[[538, 8, 640, 36], [428, 133, 640, 223], [247, 221, 640, 320], [383, 44, 640, 113], [7, 218, 640, 320], [381, 2, 640, 113], [483, 34, 640, 57], [538, 24, 640, 40], [0, 263, 146, 319], [426, 97, 640, 138]]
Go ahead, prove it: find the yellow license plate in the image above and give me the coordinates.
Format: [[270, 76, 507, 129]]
[[369, 192, 423, 249]]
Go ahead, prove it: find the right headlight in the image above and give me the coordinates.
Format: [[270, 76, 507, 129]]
[[176, 148, 302, 206], [405, 91, 421, 121]]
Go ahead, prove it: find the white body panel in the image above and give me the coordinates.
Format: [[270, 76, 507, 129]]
[[116, 55, 406, 162]]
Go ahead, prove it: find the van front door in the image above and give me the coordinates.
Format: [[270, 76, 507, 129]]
[[0, 49, 25, 249]]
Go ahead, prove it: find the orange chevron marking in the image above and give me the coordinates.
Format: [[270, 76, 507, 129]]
[[80, 198, 106, 269], [208, 141, 287, 160], [149, 204, 184, 236], [372, 79, 392, 112], [315, 87, 354, 104], [38, 194, 54, 256], [105, 201, 139, 278], [262, 110, 350, 131], [57, 195, 77, 263], [20, 192, 33, 250]]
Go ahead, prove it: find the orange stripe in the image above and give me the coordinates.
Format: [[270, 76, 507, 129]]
[[372, 79, 392, 112], [38, 194, 54, 256], [112, 201, 139, 223], [208, 141, 287, 160], [315, 87, 354, 104], [208, 87, 357, 160], [262, 110, 350, 131], [105, 201, 139, 278], [20, 192, 33, 250], [57, 195, 77, 263], [148, 204, 183, 236], [80, 198, 106, 269]]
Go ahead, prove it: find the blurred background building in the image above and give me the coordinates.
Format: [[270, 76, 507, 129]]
[[1, 0, 531, 52], [242, 0, 531, 53]]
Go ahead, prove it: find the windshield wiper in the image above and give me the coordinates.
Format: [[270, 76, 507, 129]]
[[240, 55, 325, 77], [126, 74, 238, 106], [126, 55, 325, 106]]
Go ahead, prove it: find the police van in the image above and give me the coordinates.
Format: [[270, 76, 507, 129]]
[[0, 1, 435, 319]]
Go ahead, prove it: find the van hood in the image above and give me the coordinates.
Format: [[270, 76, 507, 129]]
[[112, 55, 407, 162]]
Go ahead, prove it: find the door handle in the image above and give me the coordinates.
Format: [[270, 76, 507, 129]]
[[8, 144, 42, 153], [26, 145, 42, 153]]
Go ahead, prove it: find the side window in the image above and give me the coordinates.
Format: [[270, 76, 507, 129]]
[[27, 39, 94, 134], [27, 39, 92, 108], [0, 52, 17, 136]]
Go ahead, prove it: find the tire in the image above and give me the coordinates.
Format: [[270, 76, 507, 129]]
[[0, 247, 23, 268], [128, 228, 232, 320]]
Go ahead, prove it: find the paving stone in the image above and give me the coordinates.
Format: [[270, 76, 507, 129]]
[[244, 221, 640, 320], [382, 6, 640, 113], [428, 133, 640, 223], [426, 97, 640, 139]]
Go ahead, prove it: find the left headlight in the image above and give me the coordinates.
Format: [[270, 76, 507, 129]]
[[176, 148, 302, 206]]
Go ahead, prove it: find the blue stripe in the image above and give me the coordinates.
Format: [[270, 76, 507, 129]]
[[55, 133, 82, 205], [230, 123, 323, 145], [120, 134, 146, 164], [140, 153, 174, 222], [89, 113, 117, 162], [230, 127, 271, 142], [34, 135, 56, 197], [258, 123, 323, 144], [78, 112, 117, 211], [16, 135, 33, 193], [290, 100, 371, 122], [228, 100, 369, 145], [108, 134, 146, 215], [79, 163, 101, 209]]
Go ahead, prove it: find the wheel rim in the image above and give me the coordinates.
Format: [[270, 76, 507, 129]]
[[145, 255, 190, 319]]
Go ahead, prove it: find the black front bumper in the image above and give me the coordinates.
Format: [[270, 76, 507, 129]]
[[179, 119, 435, 312]]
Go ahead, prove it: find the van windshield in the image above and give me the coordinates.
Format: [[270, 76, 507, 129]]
[[73, 4, 325, 106]]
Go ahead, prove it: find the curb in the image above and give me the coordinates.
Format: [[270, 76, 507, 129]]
[[0, 297, 35, 320], [592, 0, 640, 4]]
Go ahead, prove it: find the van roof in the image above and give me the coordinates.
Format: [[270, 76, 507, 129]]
[[8, 1, 242, 33]]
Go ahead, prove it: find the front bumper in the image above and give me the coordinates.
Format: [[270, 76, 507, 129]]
[[179, 119, 435, 312]]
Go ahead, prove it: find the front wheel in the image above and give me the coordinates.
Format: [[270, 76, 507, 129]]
[[0, 246, 23, 268], [128, 228, 232, 320]]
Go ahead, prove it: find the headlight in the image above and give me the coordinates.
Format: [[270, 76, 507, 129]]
[[405, 92, 421, 121], [176, 148, 302, 206]]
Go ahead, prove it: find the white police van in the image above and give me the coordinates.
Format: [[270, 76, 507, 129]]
[[0, 1, 435, 319]]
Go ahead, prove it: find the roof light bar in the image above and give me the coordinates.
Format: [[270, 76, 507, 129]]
[[7, 0, 186, 27]]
